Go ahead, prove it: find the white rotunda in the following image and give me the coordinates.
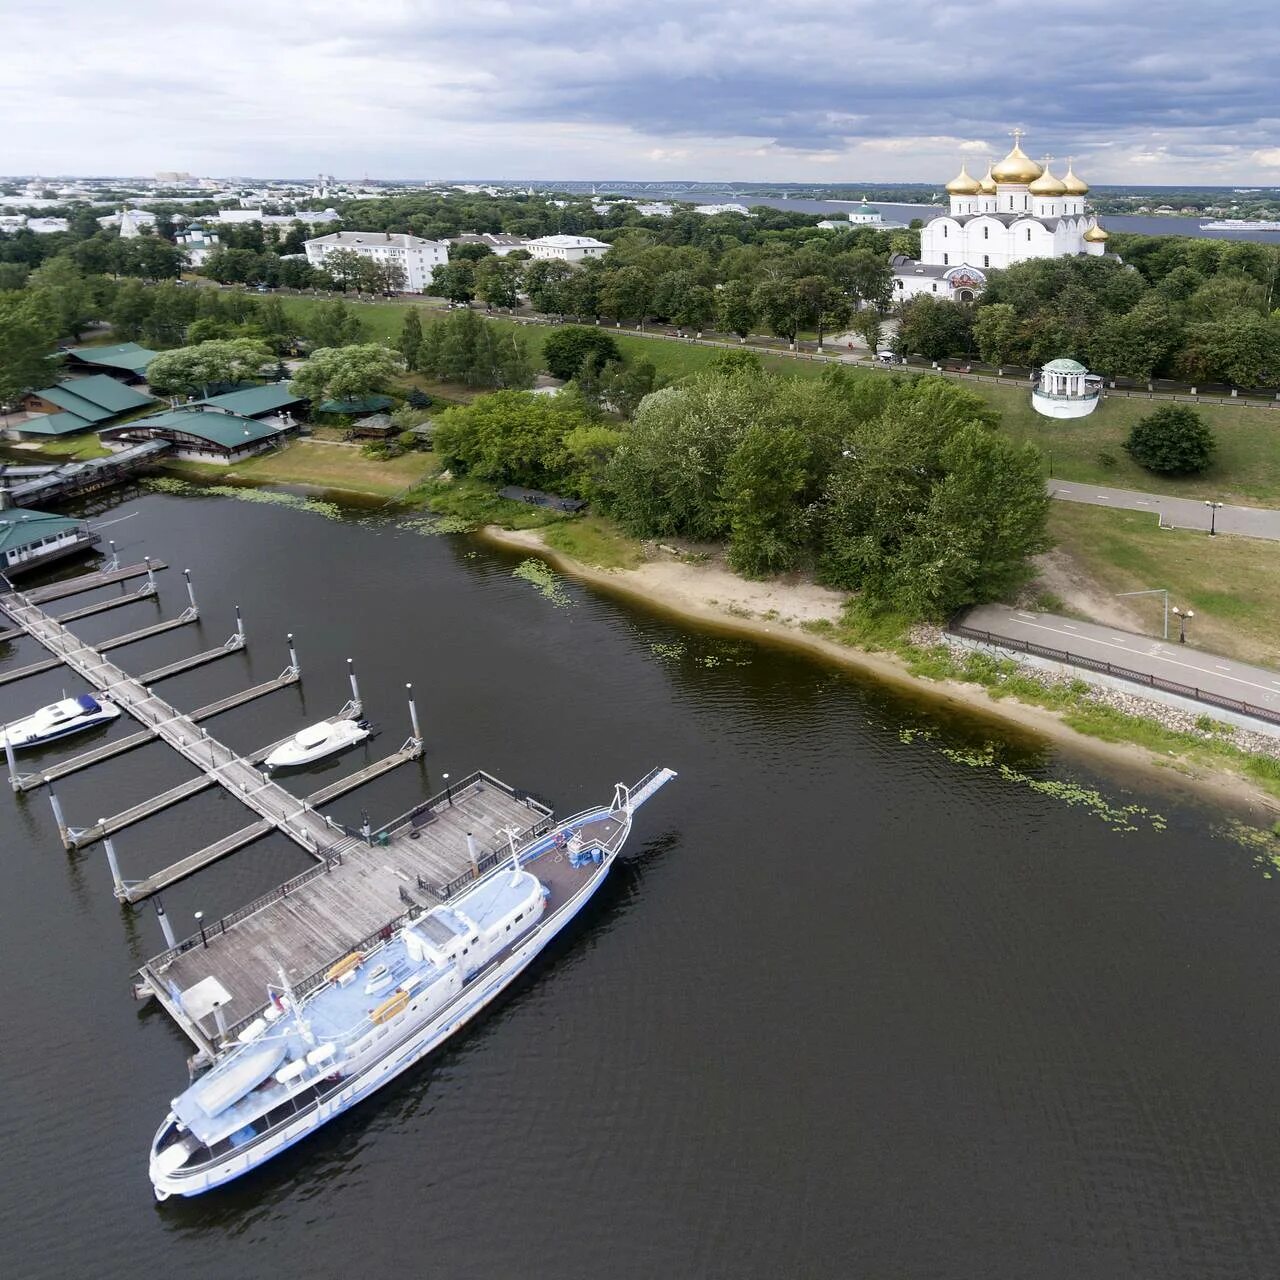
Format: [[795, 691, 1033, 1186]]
[[1032, 358, 1103, 419]]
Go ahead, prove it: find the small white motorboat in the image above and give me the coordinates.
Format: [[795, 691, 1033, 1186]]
[[264, 718, 370, 770], [0, 693, 120, 750]]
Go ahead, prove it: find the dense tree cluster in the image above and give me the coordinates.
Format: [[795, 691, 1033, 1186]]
[[433, 360, 1049, 617], [403, 309, 534, 390], [896, 239, 1280, 388]]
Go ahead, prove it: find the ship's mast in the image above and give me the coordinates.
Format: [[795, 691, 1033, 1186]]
[[278, 965, 315, 1046]]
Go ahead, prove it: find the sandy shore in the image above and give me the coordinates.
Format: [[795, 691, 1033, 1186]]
[[480, 525, 1280, 821]]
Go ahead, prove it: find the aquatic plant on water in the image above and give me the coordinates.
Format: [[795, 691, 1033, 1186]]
[[512, 558, 572, 606]]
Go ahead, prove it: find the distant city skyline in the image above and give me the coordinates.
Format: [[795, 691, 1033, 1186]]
[[5, 0, 1279, 187]]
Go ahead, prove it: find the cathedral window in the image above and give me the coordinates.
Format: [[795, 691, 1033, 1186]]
[[1027, 228, 1032, 241], [942, 253, 948, 264], [983, 255, 990, 267], [983, 226, 989, 240]]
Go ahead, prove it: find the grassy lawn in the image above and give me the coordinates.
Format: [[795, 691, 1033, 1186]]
[[541, 515, 644, 569], [1045, 502, 1280, 667], [0, 434, 110, 461], [272, 293, 1280, 507], [165, 440, 440, 498], [984, 381, 1280, 507]]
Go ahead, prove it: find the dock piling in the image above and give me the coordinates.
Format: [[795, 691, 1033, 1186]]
[[4, 733, 17, 792], [348, 659, 361, 711], [154, 897, 177, 949], [144, 556, 156, 595], [287, 632, 299, 677], [361, 809, 372, 844], [183, 569, 198, 615], [407, 682, 421, 746], [466, 830, 479, 875], [106, 540, 119, 571], [49, 787, 69, 847], [236, 606, 245, 644], [103, 831, 125, 898]]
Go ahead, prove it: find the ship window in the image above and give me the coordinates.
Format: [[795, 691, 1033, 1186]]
[[514, 913, 523, 923]]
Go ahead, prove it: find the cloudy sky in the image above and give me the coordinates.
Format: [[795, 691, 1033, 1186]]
[[6, 0, 1280, 186]]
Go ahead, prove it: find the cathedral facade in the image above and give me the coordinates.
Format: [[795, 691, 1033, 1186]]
[[892, 133, 1111, 303]]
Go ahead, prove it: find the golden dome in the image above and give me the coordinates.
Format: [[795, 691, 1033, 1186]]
[[991, 134, 1043, 184], [945, 163, 982, 195], [1083, 222, 1109, 242], [1028, 164, 1067, 196], [979, 162, 997, 194], [1061, 162, 1089, 195]]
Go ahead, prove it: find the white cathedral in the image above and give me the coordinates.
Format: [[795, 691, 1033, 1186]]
[[892, 131, 1111, 303]]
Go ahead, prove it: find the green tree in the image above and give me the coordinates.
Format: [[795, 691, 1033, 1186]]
[[542, 325, 622, 381], [1177, 311, 1280, 387], [290, 343, 403, 405], [306, 299, 365, 348], [972, 303, 1020, 366], [721, 424, 812, 576], [600, 359, 658, 418], [0, 301, 56, 406], [895, 296, 973, 360], [399, 308, 423, 369], [109, 279, 154, 340], [600, 266, 653, 324], [432, 261, 476, 304], [27, 257, 93, 339], [1087, 295, 1180, 382], [715, 279, 756, 340], [433, 390, 592, 489], [563, 423, 625, 500], [318, 249, 368, 291], [142, 280, 198, 348], [1123, 405, 1215, 475], [524, 260, 576, 316], [474, 255, 521, 310], [146, 337, 273, 398]]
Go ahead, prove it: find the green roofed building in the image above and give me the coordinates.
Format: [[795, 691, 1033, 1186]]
[[192, 384, 307, 419], [18, 375, 155, 438], [0, 507, 99, 577], [318, 394, 394, 415], [64, 342, 157, 383], [99, 408, 287, 464]]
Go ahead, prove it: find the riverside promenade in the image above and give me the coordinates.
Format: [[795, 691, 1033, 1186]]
[[1049, 482, 1280, 541], [958, 604, 1280, 722]]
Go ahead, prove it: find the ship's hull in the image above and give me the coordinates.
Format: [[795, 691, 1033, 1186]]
[[150, 845, 617, 1199]]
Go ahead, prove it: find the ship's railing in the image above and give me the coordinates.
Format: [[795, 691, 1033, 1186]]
[[144, 843, 357, 968], [372, 768, 552, 838], [436, 812, 555, 900]]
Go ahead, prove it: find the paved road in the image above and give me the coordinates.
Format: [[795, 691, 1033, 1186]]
[[962, 604, 1280, 714], [1050, 481, 1280, 541]]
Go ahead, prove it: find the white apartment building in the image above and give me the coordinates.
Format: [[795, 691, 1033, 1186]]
[[218, 208, 342, 227], [304, 230, 448, 292], [525, 234, 609, 263], [446, 232, 532, 257]]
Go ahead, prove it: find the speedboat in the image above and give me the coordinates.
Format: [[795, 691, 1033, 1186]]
[[148, 766, 678, 1199], [263, 718, 371, 770], [0, 693, 120, 750]]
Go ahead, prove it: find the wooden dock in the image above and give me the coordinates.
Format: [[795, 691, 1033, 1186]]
[[22, 561, 166, 605], [54, 581, 157, 624], [136, 772, 553, 1052], [14, 672, 301, 791]]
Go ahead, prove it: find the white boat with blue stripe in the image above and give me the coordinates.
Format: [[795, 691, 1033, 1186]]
[[0, 693, 120, 750], [149, 766, 677, 1200]]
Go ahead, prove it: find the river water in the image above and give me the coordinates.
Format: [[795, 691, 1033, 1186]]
[[683, 194, 1280, 242], [4, 486, 1280, 1279]]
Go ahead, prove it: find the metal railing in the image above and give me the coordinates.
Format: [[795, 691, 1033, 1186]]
[[950, 620, 1280, 726]]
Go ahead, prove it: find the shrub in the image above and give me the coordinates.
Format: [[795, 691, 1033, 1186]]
[[542, 326, 621, 381], [1123, 405, 1214, 475]]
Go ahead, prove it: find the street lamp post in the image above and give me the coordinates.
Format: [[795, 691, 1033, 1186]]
[[1172, 606, 1195, 644], [1205, 500, 1223, 536]]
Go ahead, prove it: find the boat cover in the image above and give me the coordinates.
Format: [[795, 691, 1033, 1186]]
[[173, 1039, 288, 1139], [74, 694, 101, 714], [294, 723, 333, 749]]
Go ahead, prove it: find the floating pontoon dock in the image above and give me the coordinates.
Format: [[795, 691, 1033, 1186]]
[[0, 559, 554, 1057]]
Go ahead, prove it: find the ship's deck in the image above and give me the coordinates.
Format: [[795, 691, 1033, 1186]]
[[142, 778, 551, 1048]]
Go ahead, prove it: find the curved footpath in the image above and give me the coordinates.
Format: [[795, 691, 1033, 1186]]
[[1050, 482, 1280, 540], [479, 525, 1280, 821]]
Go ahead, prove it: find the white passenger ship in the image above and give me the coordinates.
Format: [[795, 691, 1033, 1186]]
[[149, 767, 677, 1199]]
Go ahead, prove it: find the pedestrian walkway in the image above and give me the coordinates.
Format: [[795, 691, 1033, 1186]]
[[1049, 481, 1280, 541], [958, 604, 1280, 722]]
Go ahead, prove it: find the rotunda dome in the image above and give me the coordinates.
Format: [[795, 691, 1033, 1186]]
[[991, 140, 1042, 184], [1061, 163, 1089, 195], [945, 164, 982, 195], [1028, 165, 1067, 196]]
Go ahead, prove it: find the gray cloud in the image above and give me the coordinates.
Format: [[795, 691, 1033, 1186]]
[[2, 0, 1279, 182]]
